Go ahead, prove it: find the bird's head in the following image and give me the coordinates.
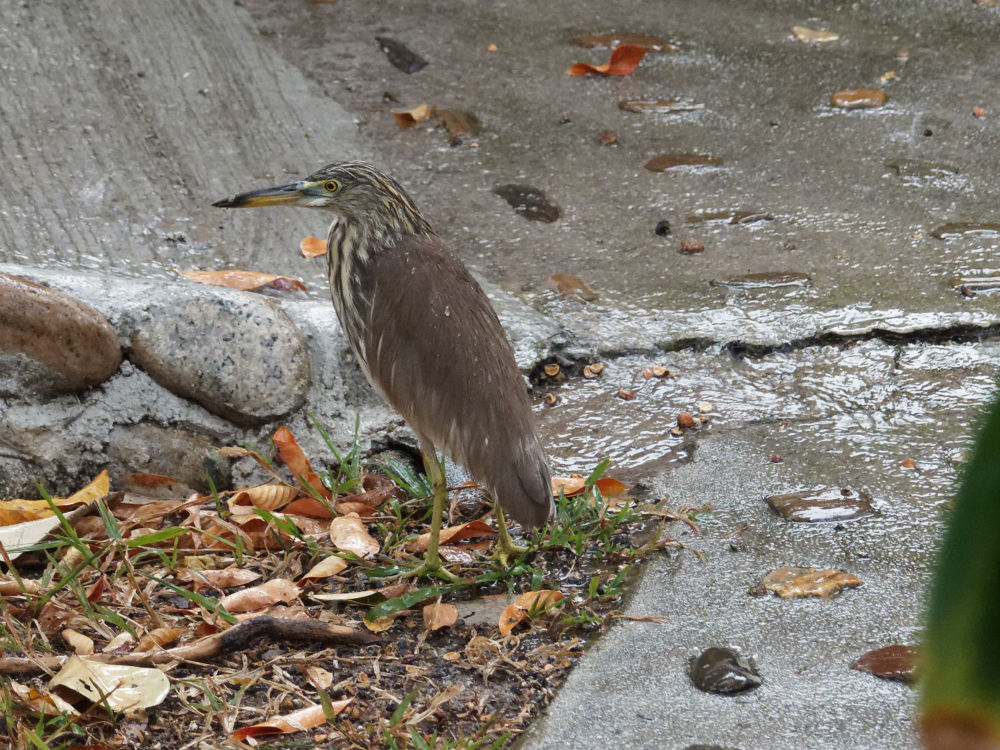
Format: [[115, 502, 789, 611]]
[[213, 161, 430, 236]]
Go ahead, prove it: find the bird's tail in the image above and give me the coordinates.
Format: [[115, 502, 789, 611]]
[[490, 437, 554, 530]]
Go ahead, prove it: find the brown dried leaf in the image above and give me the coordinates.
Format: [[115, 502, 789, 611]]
[[227, 483, 299, 515], [178, 567, 262, 589], [551, 474, 587, 497], [498, 590, 565, 636], [299, 235, 328, 258], [644, 153, 723, 171], [435, 109, 475, 140], [300, 555, 350, 580], [831, 88, 887, 108], [232, 699, 351, 740], [567, 44, 647, 76], [219, 578, 301, 613], [180, 269, 306, 292], [408, 519, 495, 552], [423, 600, 459, 631], [272, 426, 332, 500], [392, 103, 433, 127], [761, 566, 862, 598], [791, 26, 839, 43], [329, 513, 380, 558], [61, 628, 94, 656], [0, 470, 109, 525], [548, 272, 597, 300], [135, 626, 186, 652]]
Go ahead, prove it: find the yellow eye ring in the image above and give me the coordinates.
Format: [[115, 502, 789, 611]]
[[324, 181, 339, 193]]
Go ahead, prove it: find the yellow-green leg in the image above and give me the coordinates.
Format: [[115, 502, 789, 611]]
[[400, 446, 459, 582], [491, 505, 528, 567]]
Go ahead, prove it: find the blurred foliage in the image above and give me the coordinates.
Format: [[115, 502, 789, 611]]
[[921, 395, 1000, 749]]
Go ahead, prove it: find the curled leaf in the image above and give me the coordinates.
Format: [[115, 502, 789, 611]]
[[329, 513, 380, 558], [393, 103, 433, 127], [227, 483, 299, 515], [300, 235, 328, 258], [567, 43, 647, 76], [499, 590, 565, 635], [232, 699, 351, 740], [180, 269, 306, 292]]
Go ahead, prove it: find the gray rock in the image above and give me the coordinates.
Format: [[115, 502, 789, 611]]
[[130, 293, 310, 426], [108, 422, 230, 493], [0, 273, 121, 396]]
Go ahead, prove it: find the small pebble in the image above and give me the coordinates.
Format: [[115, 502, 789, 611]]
[[677, 412, 695, 429], [655, 220, 672, 237], [681, 237, 705, 254], [618, 388, 636, 401], [597, 129, 619, 145], [697, 401, 712, 413]]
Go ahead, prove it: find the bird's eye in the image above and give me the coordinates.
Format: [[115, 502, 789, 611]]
[[324, 181, 339, 193]]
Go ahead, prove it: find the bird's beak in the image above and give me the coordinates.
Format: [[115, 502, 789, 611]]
[[213, 180, 313, 208]]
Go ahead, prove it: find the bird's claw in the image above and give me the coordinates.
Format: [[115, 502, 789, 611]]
[[490, 538, 528, 568]]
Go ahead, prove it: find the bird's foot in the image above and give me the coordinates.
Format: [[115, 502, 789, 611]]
[[490, 537, 528, 568], [393, 556, 462, 583]]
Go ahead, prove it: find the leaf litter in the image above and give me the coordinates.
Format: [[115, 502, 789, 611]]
[[0, 426, 699, 748]]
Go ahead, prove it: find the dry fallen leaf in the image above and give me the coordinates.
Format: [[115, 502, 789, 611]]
[[227, 483, 299, 515], [423, 599, 459, 631], [329, 513, 380, 558], [180, 269, 307, 292], [232, 699, 351, 740], [791, 26, 840, 43], [300, 555, 350, 580], [551, 474, 587, 497], [50, 655, 170, 712], [135, 626, 186, 652], [300, 235, 327, 258], [178, 567, 262, 589], [392, 103, 433, 127], [830, 88, 888, 108], [499, 590, 565, 635], [548, 272, 597, 300], [408, 519, 495, 552], [761, 566, 862, 598], [219, 578, 301, 613], [0, 470, 109, 526], [567, 43, 647, 76], [61, 628, 94, 656], [272, 426, 332, 500]]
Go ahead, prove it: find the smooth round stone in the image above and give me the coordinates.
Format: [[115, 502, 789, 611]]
[[690, 647, 763, 694], [130, 292, 310, 425], [0, 273, 121, 396]]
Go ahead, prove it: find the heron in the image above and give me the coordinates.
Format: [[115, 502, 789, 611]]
[[214, 162, 553, 579]]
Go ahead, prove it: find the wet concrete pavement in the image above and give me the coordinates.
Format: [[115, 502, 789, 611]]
[[3, 0, 1000, 747]]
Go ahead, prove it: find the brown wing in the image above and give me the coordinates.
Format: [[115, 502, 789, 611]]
[[347, 233, 553, 528]]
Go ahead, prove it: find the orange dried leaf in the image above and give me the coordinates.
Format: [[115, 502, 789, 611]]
[[329, 513, 380, 558], [227, 483, 299, 515], [272, 426, 332, 500], [548, 272, 597, 300], [409, 519, 496, 552], [180, 269, 307, 292], [567, 43, 647, 76], [393, 103, 433, 127], [299, 235, 327, 258], [595, 477, 629, 496], [300, 555, 350, 580], [135, 626, 186, 652], [232, 699, 351, 740], [423, 600, 459, 631], [498, 589, 565, 635], [179, 568, 262, 589], [551, 474, 587, 498], [0, 470, 109, 525], [219, 578, 301, 613], [282, 496, 335, 518]]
